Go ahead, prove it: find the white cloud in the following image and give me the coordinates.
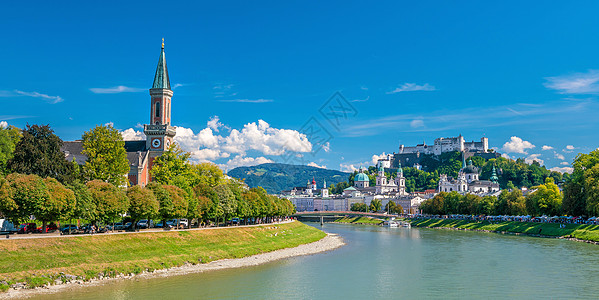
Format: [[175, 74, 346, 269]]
[[502, 136, 535, 154], [207, 116, 228, 132], [120, 128, 146, 141], [322, 142, 331, 153], [410, 119, 424, 128], [90, 86, 145, 94], [501, 153, 512, 159], [15, 90, 63, 104], [525, 154, 544, 165], [550, 166, 574, 174], [554, 152, 565, 160], [308, 162, 327, 169], [0, 121, 7, 129], [221, 155, 273, 171], [144, 119, 312, 163], [560, 162, 569, 166], [104, 122, 114, 127], [340, 163, 359, 172], [544, 70, 599, 94], [542, 145, 554, 151], [387, 83, 436, 94], [172, 83, 186, 89], [371, 152, 389, 165], [219, 99, 273, 103], [566, 145, 575, 150], [351, 96, 369, 102]]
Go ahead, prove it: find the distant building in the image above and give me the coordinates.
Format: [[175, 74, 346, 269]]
[[438, 157, 500, 194]]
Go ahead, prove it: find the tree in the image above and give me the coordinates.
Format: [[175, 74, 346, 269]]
[[369, 199, 382, 212], [8, 124, 75, 183], [526, 177, 562, 216], [150, 143, 193, 186], [215, 184, 237, 224], [127, 186, 159, 228], [350, 202, 368, 212], [190, 162, 224, 187], [1, 174, 49, 224], [147, 183, 188, 224], [385, 200, 403, 214], [0, 125, 21, 175], [40, 177, 77, 232], [86, 180, 129, 224], [81, 124, 129, 187], [563, 150, 599, 216], [68, 181, 97, 221]]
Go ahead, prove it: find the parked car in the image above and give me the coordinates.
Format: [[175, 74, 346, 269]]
[[37, 222, 58, 233], [229, 218, 240, 225], [137, 219, 154, 229], [61, 224, 79, 234], [17, 223, 38, 234], [112, 222, 125, 230], [178, 219, 189, 228]]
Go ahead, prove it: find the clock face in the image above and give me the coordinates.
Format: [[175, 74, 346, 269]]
[[152, 138, 161, 148]]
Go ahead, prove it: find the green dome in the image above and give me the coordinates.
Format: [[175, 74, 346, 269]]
[[355, 172, 369, 182]]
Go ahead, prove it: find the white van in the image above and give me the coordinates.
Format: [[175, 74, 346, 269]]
[[0, 219, 17, 234]]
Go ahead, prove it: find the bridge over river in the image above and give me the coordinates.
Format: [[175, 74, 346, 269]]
[[292, 211, 395, 223]]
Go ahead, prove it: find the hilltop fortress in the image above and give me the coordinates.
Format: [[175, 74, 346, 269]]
[[377, 135, 500, 170]]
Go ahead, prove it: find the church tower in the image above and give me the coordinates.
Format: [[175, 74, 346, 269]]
[[144, 39, 176, 160]]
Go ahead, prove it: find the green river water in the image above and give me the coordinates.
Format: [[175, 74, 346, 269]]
[[32, 222, 599, 299]]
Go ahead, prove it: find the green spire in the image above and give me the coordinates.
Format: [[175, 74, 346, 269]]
[[152, 38, 171, 90], [490, 165, 499, 183], [397, 162, 403, 177]]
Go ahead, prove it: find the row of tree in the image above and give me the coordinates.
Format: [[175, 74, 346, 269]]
[[420, 177, 562, 216], [0, 123, 295, 229]]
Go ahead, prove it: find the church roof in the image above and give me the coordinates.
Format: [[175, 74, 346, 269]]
[[152, 40, 171, 89], [355, 172, 369, 182], [124, 140, 147, 152]]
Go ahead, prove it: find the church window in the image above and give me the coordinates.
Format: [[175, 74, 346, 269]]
[[450, 188, 453, 191], [155, 102, 160, 118]]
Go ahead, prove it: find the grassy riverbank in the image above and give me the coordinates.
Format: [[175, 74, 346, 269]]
[[334, 216, 384, 225], [410, 219, 599, 242], [0, 221, 325, 291]]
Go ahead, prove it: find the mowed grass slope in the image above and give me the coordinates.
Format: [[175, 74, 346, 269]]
[[0, 221, 325, 289], [410, 219, 599, 242], [334, 216, 384, 225]]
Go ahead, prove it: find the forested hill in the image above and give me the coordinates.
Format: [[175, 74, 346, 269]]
[[227, 163, 350, 194]]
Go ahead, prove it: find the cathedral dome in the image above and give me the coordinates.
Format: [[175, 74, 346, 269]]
[[355, 172, 369, 182], [463, 159, 479, 174]]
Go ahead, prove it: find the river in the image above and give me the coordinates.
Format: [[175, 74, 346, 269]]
[[32, 222, 599, 299]]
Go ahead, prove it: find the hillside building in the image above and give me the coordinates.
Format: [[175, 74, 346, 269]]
[[438, 158, 500, 194]]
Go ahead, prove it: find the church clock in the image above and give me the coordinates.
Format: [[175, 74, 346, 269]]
[[151, 138, 161, 149]]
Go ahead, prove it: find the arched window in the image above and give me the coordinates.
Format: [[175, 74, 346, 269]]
[[450, 188, 453, 191], [155, 102, 160, 118]]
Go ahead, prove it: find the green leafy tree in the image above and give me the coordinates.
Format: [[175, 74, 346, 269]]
[[8, 124, 75, 183], [81, 124, 129, 187], [41, 177, 77, 231], [86, 180, 129, 224], [150, 143, 194, 186], [0, 125, 21, 175], [215, 184, 237, 224], [526, 177, 562, 216], [350, 202, 368, 212], [369, 199, 382, 212], [385, 200, 403, 214], [148, 183, 188, 223], [127, 186, 159, 227], [68, 181, 97, 221]]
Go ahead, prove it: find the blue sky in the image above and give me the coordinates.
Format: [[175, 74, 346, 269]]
[[2, 1, 599, 172]]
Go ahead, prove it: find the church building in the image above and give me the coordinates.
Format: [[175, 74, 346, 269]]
[[62, 41, 176, 187]]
